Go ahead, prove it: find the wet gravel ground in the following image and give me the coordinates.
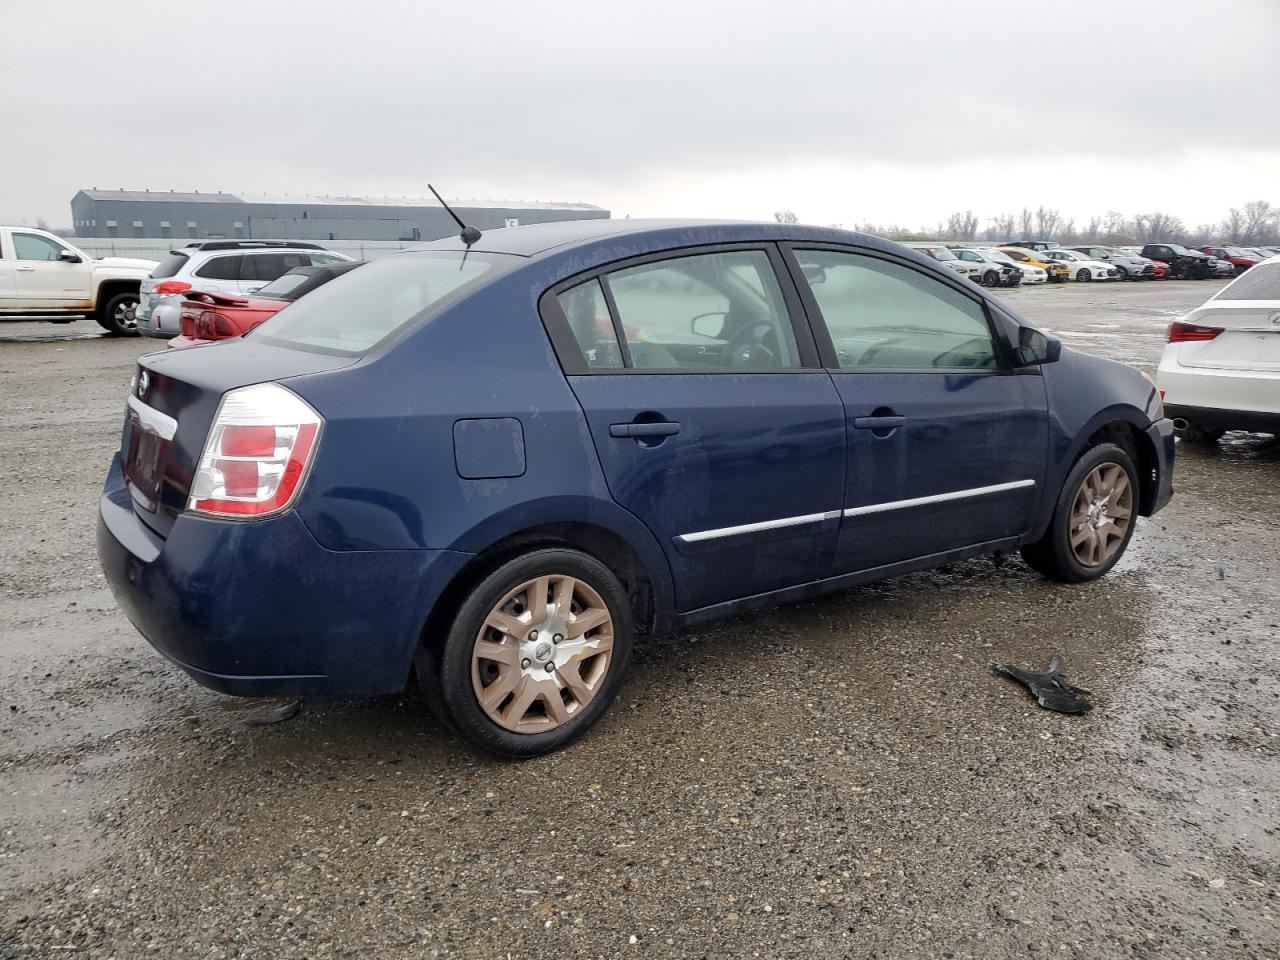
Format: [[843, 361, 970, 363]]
[[3, 281, 1279, 958]]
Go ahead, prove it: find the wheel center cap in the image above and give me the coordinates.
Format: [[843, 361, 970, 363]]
[[534, 641, 553, 662]]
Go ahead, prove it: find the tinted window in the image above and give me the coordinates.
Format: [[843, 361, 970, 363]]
[[195, 255, 243, 280], [558, 279, 623, 369], [604, 250, 800, 370], [1214, 262, 1280, 301], [252, 252, 501, 355], [245, 252, 311, 282], [151, 253, 190, 279], [12, 233, 65, 261], [795, 250, 997, 371]]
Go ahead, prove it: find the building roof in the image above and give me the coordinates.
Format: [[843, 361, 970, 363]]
[[74, 189, 604, 212]]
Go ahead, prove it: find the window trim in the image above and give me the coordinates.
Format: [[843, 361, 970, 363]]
[[778, 242, 1018, 374], [538, 242, 822, 376]]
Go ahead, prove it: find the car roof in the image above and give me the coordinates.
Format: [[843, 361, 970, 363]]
[[411, 218, 891, 259]]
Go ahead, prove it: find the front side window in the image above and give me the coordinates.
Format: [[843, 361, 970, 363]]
[[795, 250, 997, 371], [558, 279, 623, 369], [603, 250, 800, 370], [245, 253, 311, 282], [13, 233, 66, 261]]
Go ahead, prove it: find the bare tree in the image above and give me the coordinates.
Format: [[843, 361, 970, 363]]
[[1220, 207, 1246, 242], [988, 213, 1017, 239], [1081, 217, 1102, 242], [943, 210, 979, 240], [773, 210, 799, 224], [1239, 200, 1277, 243], [1133, 212, 1186, 242], [1018, 208, 1035, 238], [1034, 207, 1063, 239]]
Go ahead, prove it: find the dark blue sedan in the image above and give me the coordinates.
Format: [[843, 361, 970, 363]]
[[97, 220, 1174, 756]]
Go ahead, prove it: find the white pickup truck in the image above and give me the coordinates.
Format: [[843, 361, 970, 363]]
[[0, 227, 157, 335]]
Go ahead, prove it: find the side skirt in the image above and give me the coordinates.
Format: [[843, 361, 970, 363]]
[[674, 536, 1025, 628]]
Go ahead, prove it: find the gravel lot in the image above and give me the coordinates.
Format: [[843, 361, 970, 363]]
[[2, 280, 1278, 959]]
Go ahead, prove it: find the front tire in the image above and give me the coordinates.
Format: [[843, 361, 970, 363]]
[[1076, 268, 1091, 282], [982, 270, 999, 287], [416, 548, 634, 758], [1115, 265, 1129, 281], [99, 292, 140, 336], [1021, 443, 1138, 583]]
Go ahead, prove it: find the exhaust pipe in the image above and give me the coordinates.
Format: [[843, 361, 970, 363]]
[[1172, 418, 1190, 430]]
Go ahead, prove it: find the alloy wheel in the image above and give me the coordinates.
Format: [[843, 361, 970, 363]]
[[114, 299, 137, 331], [1069, 463, 1133, 567], [471, 574, 615, 733]]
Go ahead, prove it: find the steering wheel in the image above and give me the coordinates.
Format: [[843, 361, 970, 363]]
[[724, 321, 778, 367]]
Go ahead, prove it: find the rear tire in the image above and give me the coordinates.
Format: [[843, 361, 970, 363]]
[[416, 548, 634, 758], [99, 292, 140, 336], [1021, 443, 1139, 583], [1115, 265, 1129, 281]]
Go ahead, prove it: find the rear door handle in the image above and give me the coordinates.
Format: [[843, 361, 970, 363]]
[[853, 416, 905, 430], [609, 421, 681, 438]]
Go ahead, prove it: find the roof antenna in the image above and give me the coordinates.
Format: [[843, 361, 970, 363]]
[[428, 184, 481, 246]]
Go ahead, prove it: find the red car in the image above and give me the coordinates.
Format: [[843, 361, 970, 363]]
[[168, 262, 361, 349], [1199, 246, 1260, 276]]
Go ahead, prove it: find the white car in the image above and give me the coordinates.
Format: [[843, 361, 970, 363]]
[[1040, 249, 1119, 282], [1157, 255, 1280, 442], [901, 243, 984, 281], [980, 248, 1046, 284]]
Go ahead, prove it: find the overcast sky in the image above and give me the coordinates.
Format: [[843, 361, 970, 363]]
[[1, 0, 1277, 232]]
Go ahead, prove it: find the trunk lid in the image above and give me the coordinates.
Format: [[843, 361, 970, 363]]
[[1177, 303, 1280, 372], [122, 339, 355, 537]]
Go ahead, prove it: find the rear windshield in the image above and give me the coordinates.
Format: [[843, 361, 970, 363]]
[[254, 270, 313, 299], [251, 252, 506, 354], [151, 253, 189, 279], [1214, 262, 1280, 301]]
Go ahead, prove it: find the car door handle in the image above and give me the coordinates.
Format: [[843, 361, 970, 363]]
[[609, 421, 681, 438], [853, 416, 905, 430], [16, 266, 35, 272]]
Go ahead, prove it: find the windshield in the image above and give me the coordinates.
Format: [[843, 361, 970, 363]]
[[1214, 262, 1280, 301], [252, 252, 506, 355], [1223, 247, 1251, 258], [1166, 244, 1189, 255], [913, 246, 956, 261]]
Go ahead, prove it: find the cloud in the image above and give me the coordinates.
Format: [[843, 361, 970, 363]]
[[1, 0, 1277, 226]]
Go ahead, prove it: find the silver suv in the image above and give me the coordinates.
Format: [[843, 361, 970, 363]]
[[136, 240, 353, 338]]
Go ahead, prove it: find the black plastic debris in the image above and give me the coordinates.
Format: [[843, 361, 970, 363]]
[[244, 698, 304, 726], [991, 658, 1093, 714]]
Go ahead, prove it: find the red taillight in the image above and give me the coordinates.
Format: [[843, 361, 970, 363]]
[[153, 281, 192, 295], [188, 384, 322, 519], [1168, 321, 1223, 343], [195, 311, 235, 339]]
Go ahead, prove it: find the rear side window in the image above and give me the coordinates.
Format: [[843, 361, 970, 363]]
[[151, 253, 190, 279], [252, 253, 500, 355], [1215, 262, 1280, 301], [558, 279, 623, 369], [795, 250, 997, 371], [245, 252, 311, 282], [603, 250, 800, 370], [195, 255, 243, 281]]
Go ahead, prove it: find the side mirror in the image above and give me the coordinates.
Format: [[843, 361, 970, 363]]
[[58, 249, 82, 263], [1016, 326, 1061, 367], [691, 312, 727, 339]]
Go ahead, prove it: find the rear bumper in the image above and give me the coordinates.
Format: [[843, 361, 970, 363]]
[[96, 454, 472, 697], [1165, 404, 1280, 435], [136, 298, 181, 339]]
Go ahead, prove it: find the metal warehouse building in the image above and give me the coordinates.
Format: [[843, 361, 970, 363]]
[[69, 189, 609, 241]]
